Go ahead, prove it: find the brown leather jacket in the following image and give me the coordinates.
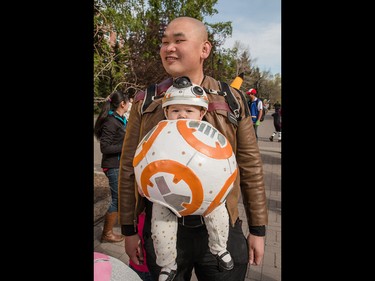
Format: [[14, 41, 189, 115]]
[[118, 76, 268, 234]]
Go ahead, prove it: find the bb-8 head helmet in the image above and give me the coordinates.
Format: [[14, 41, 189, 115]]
[[162, 76, 209, 110]]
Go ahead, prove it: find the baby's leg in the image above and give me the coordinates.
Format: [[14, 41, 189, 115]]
[[151, 204, 178, 280], [204, 203, 229, 254], [204, 203, 233, 270]]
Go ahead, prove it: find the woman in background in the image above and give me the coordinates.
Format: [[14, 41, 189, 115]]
[[94, 90, 130, 243]]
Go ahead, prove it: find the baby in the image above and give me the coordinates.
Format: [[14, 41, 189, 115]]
[[149, 76, 234, 281]]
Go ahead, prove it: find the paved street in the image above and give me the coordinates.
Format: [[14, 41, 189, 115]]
[[93, 109, 281, 281]]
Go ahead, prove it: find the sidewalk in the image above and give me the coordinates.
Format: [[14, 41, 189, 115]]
[[93, 110, 281, 281]]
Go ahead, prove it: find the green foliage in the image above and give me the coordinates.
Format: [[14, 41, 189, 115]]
[[93, 0, 281, 101]]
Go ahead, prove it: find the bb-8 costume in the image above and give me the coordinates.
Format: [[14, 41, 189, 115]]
[[133, 76, 236, 277]]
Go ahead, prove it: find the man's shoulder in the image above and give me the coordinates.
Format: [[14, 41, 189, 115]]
[[133, 89, 145, 103], [203, 76, 246, 98], [134, 77, 173, 103], [201, 76, 220, 90]]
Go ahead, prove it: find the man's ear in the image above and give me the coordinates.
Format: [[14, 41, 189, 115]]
[[201, 41, 212, 59]]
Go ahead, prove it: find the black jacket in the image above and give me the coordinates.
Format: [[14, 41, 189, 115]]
[[100, 111, 127, 168]]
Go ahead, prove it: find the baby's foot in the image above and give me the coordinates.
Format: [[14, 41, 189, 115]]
[[216, 250, 234, 271], [159, 263, 177, 281]]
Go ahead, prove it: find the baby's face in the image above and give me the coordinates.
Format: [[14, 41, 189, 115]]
[[166, 104, 205, 120]]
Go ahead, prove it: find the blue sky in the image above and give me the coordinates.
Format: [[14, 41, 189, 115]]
[[206, 0, 281, 76]]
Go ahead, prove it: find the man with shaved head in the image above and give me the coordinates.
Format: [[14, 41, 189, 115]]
[[118, 16, 268, 281]]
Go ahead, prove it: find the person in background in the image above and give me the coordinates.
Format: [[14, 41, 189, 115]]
[[118, 16, 268, 281], [269, 107, 282, 142], [246, 88, 263, 140], [129, 211, 154, 281], [94, 90, 131, 243], [262, 99, 269, 117], [273, 100, 281, 111]]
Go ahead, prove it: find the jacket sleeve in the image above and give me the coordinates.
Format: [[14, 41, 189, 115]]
[[118, 95, 143, 233], [236, 112, 268, 227], [203, 77, 268, 231]]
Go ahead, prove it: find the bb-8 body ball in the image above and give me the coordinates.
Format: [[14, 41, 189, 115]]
[[133, 118, 238, 217]]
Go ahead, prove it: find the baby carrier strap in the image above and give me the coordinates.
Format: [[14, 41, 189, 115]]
[[139, 77, 173, 114], [139, 78, 249, 126]]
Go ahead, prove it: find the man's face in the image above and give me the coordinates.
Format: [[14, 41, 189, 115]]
[[159, 19, 205, 78]]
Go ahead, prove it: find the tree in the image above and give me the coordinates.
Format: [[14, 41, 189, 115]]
[[94, 0, 281, 106], [94, 0, 228, 99]]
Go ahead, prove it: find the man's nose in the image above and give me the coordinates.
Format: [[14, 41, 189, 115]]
[[166, 43, 177, 52]]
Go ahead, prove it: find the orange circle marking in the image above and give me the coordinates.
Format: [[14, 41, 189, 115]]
[[140, 160, 204, 216], [203, 167, 238, 216], [176, 120, 233, 159], [133, 120, 168, 167]]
